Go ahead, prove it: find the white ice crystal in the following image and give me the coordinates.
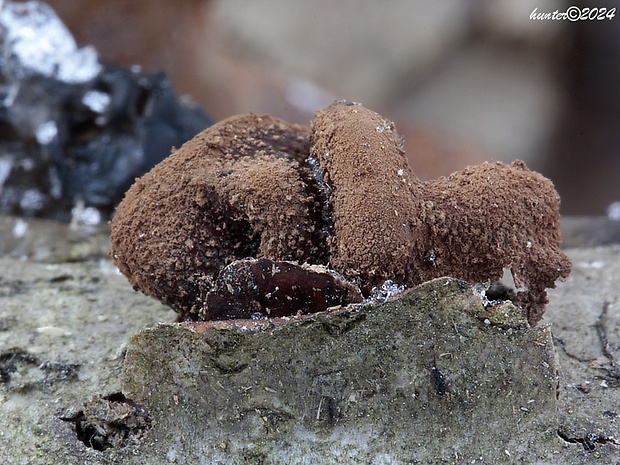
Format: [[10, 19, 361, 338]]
[[0, 0, 101, 83]]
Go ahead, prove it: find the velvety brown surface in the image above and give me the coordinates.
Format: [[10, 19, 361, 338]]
[[110, 101, 570, 325], [110, 114, 325, 319], [310, 101, 424, 290], [310, 102, 570, 325], [419, 161, 570, 325]]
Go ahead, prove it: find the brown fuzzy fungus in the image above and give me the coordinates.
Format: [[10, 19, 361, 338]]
[[110, 114, 327, 320], [110, 101, 570, 325]]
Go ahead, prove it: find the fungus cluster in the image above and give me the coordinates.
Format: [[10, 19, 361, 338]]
[[110, 101, 571, 325]]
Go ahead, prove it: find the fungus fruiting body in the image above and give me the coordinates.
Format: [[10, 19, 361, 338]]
[[110, 101, 571, 325]]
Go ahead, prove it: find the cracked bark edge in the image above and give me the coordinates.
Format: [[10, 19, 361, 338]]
[[595, 301, 620, 385], [557, 427, 620, 452]]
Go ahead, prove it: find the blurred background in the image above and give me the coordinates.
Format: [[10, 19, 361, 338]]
[[7, 0, 620, 216]]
